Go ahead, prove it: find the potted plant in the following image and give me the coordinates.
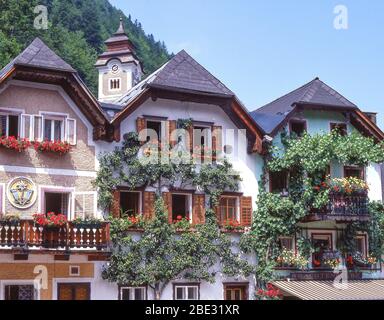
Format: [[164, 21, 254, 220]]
[[72, 216, 104, 229], [33, 140, 71, 155], [0, 213, 21, 226], [33, 212, 68, 248], [173, 215, 191, 231], [222, 219, 245, 232]]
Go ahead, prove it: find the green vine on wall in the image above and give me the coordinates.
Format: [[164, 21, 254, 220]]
[[243, 131, 384, 284]]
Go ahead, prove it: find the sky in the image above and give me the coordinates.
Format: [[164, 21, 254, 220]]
[[110, 0, 384, 129]]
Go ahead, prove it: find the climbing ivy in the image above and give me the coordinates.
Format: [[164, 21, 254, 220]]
[[244, 130, 384, 284], [97, 132, 253, 299]]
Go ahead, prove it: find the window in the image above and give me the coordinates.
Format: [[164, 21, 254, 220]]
[[269, 170, 288, 194], [69, 266, 80, 276], [311, 233, 333, 268], [289, 120, 306, 137], [44, 118, 63, 141], [0, 114, 19, 137], [355, 235, 367, 258], [57, 283, 90, 300], [110, 78, 121, 91], [120, 192, 141, 217], [4, 285, 36, 300], [193, 126, 211, 160], [45, 192, 69, 216], [344, 166, 365, 180], [279, 237, 294, 251], [224, 284, 248, 301], [174, 285, 199, 300], [219, 197, 238, 223], [172, 194, 190, 221], [120, 287, 146, 300], [330, 123, 347, 136], [146, 120, 162, 143]]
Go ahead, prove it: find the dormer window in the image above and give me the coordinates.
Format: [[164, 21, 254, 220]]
[[110, 78, 121, 91], [0, 113, 19, 137]]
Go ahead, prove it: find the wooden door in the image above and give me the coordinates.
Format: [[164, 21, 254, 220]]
[[58, 283, 90, 300]]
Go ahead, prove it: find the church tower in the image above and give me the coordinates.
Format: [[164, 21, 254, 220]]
[[95, 18, 143, 102]]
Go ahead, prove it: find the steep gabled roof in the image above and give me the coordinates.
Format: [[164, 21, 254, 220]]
[[251, 77, 358, 134], [114, 50, 234, 108], [2, 37, 76, 74]]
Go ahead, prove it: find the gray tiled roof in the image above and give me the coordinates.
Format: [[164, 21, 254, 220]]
[[1, 37, 76, 74], [114, 50, 234, 108], [251, 78, 358, 134]]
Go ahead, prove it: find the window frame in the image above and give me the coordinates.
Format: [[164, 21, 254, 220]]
[[171, 193, 192, 222], [219, 196, 240, 224], [1, 280, 40, 300], [119, 286, 147, 301], [109, 78, 122, 91], [355, 234, 368, 258], [0, 110, 21, 137], [344, 166, 365, 181], [119, 190, 142, 218], [330, 122, 348, 136], [289, 119, 307, 137], [269, 170, 289, 194], [173, 283, 200, 301], [39, 186, 74, 219], [223, 283, 249, 301]]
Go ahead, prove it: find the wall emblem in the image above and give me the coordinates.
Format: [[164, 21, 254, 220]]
[[7, 177, 37, 209]]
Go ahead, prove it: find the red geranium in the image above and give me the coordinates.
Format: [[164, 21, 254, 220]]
[[34, 140, 71, 155], [0, 136, 30, 152], [33, 212, 67, 227]]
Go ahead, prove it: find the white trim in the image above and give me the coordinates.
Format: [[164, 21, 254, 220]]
[[120, 286, 146, 300], [52, 278, 93, 300], [9, 80, 95, 146], [0, 165, 96, 177], [171, 192, 193, 223], [38, 185, 75, 215], [20, 114, 34, 139], [72, 191, 98, 220], [69, 266, 81, 277], [174, 285, 199, 300], [0, 280, 41, 300], [0, 183, 5, 215]]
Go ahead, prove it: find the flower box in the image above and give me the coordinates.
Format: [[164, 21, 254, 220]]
[[34, 140, 71, 155], [0, 136, 30, 152]]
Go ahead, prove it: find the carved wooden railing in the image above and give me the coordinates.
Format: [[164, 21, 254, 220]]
[[312, 192, 369, 218], [0, 220, 110, 251]]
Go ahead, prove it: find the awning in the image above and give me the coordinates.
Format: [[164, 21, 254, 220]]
[[272, 280, 384, 300]]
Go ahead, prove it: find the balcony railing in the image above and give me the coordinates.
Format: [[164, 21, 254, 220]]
[[309, 192, 369, 221], [0, 220, 110, 251]]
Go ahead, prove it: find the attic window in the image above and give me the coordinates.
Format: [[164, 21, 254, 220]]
[[330, 123, 347, 136], [110, 78, 121, 91], [289, 120, 306, 138]]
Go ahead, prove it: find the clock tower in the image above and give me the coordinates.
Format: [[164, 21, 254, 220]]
[[95, 18, 143, 102]]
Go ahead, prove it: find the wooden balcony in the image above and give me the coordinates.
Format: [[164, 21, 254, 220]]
[[305, 192, 370, 222], [0, 220, 110, 254]]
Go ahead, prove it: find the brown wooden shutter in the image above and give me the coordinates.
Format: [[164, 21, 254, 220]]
[[111, 190, 121, 218], [192, 194, 206, 225], [168, 120, 177, 147], [162, 192, 173, 223], [143, 192, 156, 221], [136, 117, 146, 144], [240, 196, 253, 227], [187, 125, 194, 152], [212, 126, 223, 160]]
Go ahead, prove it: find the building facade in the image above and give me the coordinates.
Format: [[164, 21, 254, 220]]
[[0, 21, 383, 300]]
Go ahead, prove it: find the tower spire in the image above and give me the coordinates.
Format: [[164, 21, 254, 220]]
[[115, 17, 125, 35]]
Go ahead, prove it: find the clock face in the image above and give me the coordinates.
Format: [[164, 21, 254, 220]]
[[111, 64, 119, 74]]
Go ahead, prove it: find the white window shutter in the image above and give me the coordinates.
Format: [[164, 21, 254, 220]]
[[72, 192, 97, 220], [20, 114, 33, 140], [66, 118, 76, 145], [34, 115, 43, 142]]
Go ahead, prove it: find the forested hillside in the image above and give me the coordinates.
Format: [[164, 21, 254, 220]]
[[0, 0, 171, 94]]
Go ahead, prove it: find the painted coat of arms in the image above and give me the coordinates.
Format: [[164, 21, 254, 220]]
[[7, 177, 37, 209]]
